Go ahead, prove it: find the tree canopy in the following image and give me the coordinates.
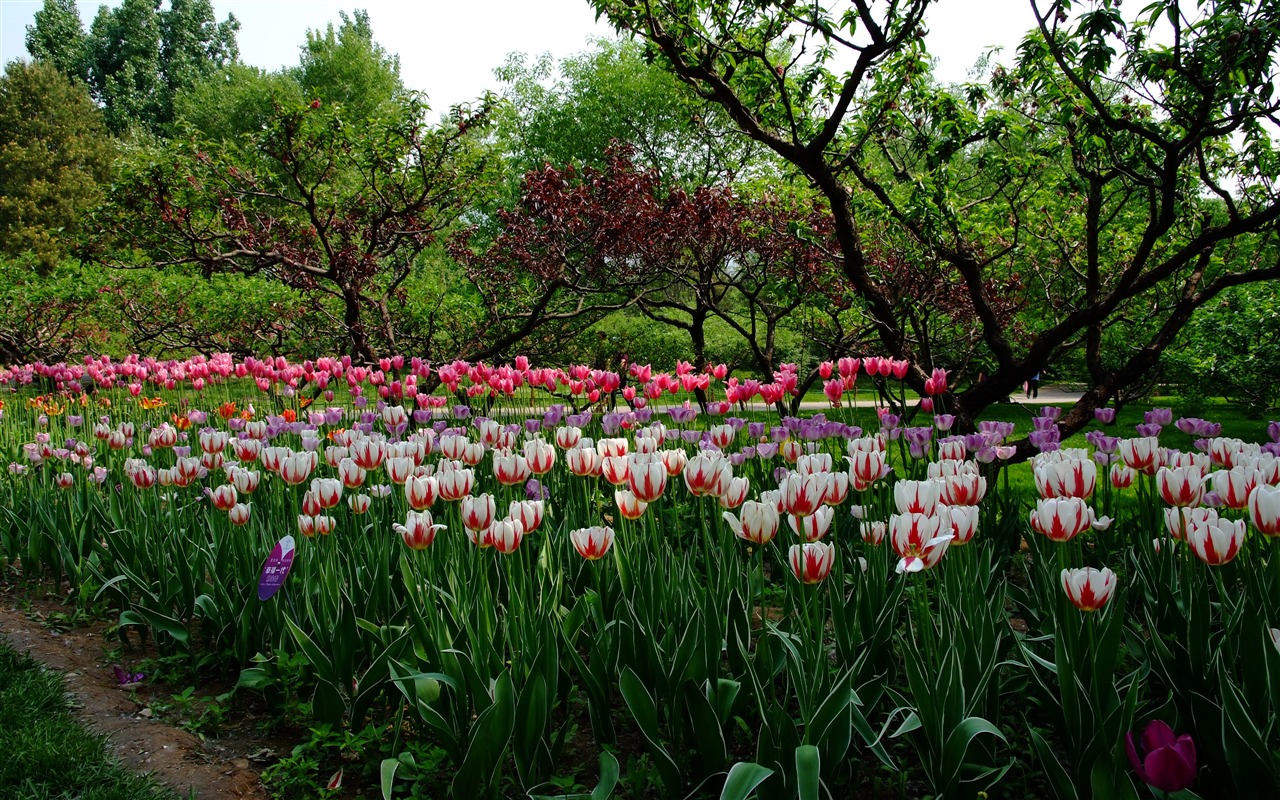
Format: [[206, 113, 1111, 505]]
[[586, 0, 1280, 432], [26, 0, 240, 135], [0, 60, 114, 270]]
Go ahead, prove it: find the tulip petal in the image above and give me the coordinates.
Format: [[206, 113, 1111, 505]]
[[1142, 719, 1176, 752], [1144, 747, 1196, 793], [1125, 732, 1147, 782]]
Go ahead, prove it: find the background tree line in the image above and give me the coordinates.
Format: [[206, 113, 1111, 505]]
[[2, 0, 1279, 427]]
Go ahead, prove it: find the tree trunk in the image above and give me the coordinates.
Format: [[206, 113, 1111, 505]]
[[343, 286, 375, 363]]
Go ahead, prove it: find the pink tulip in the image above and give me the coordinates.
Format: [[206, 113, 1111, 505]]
[[781, 472, 829, 517], [1156, 466, 1204, 507], [551, 425, 582, 451], [718, 477, 750, 509], [523, 439, 556, 475], [493, 452, 532, 487], [310, 477, 342, 509], [1030, 497, 1092, 542], [228, 503, 251, 525], [723, 501, 780, 545], [396, 510, 444, 550], [1119, 437, 1161, 476], [571, 526, 614, 560], [893, 479, 941, 515], [788, 542, 835, 584], [210, 484, 238, 512], [488, 518, 524, 554], [862, 519, 886, 545], [1186, 514, 1245, 565], [461, 494, 496, 532], [626, 454, 668, 502], [566, 446, 602, 477], [788, 506, 835, 542], [890, 512, 952, 572], [823, 379, 843, 405], [1061, 567, 1116, 611], [404, 474, 437, 510], [1249, 484, 1280, 536]]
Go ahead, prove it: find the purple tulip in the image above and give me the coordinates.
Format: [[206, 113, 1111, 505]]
[[113, 665, 144, 686], [1028, 429, 1060, 452], [978, 420, 1016, 440], [1094, 407, 1116, 424], [1125, 720, 1196, 793], [903, 426, 933, 446], [1268, 420, 1280, 444], [1039, 406, 1062, 421], [1032, 416, 1058, 432], [1135, 422, 1163, 437], [1175, 417, 1203, 436], [1144, 407, 1173, 426]]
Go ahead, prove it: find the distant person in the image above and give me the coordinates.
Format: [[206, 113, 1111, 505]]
[[1026, 372, 1041, 399]]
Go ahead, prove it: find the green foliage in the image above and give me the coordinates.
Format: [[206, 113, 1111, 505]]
[[101, 86, 497, 359], [26, 0, 239, 135], [1165, 280, 1280, 413], [295, 10, 404, 123], [173, 63, 303, 144], [587, 0, 1280, 434], [0, 257, 320, 362], [24, 0, 89, 83], [496, 38, 768, 188], [0, 61, 114, 270]]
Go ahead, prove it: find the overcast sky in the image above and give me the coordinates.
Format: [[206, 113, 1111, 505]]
[[1, 0, 1041, 112]]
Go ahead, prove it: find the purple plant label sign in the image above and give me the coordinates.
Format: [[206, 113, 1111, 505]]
[[257, 535, 296, 601]]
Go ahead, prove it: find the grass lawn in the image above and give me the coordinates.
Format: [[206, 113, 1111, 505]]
[[0, 639, 177, 800]]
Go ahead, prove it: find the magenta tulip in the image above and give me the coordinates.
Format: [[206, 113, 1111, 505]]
[[1125, 720, 1196, 793]]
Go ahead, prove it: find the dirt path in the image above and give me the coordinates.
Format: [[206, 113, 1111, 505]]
[[0, 595, 266, 800]]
